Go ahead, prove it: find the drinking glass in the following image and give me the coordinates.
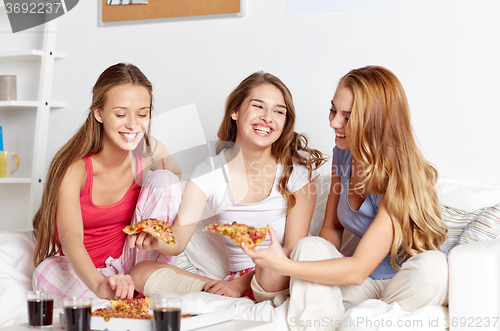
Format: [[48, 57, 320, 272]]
[[152, 293, 182, 331], [63, 297, 92, 331], [27, 290, 54, 328]]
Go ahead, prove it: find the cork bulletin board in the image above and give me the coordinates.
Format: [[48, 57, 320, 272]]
[[99, 0, 244, 26]]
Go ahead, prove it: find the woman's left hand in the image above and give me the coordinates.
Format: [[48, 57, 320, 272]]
[[242, 226, 290, 275]]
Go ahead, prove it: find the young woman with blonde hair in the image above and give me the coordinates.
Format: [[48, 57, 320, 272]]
[[244, 66, 448, 328], [32, 63, 182, 305], [129, 71, 326, 301]]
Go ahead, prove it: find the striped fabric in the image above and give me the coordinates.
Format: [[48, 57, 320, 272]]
[[441, 205, 479, 252], [174, 252, 203, 275], [457, 203, 500, 246]]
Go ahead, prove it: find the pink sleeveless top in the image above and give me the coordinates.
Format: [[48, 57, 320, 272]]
[[78, 154, 142, 268]]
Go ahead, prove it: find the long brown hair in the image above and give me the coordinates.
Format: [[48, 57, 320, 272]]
[[32, 63, 154, 267], [216, 71, 326, 209], [340, 65, 447, 269]]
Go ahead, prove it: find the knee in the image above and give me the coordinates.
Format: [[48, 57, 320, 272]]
[[130, 261, 167, 293], [290, 236, 340, 262], [293, 236, 327, 251], [142, 170, 182, 200], [424, 251, 448, 288], [251, 275, 289, 305], [146, 170, 181, 187], [405, 250, 449, 291], [254, 267, 289, 293]]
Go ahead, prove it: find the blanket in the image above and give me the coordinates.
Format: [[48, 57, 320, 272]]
[[4, 176, 500, 329], [0, 231, 449, 331]]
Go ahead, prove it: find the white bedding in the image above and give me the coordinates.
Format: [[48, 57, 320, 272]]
[[2, 176, 500, 329], [0, 231, 35, 327], [0, 229, 449, 331]]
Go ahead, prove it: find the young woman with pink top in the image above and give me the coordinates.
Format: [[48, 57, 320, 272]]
[[32, 63, 182, 305]]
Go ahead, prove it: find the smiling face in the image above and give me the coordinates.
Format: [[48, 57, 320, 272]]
[[231, 84, 287, 152], [329, 85, 354, 150], [93, 83, 151, 152]]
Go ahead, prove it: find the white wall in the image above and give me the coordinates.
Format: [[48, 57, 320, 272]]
[[1, 0, 499, 230]]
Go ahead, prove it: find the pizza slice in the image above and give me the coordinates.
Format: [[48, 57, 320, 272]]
[[110, 297, 151, 314], [203, 221, 269, 249], [123, 219, 176, 247], [92, 298, 153, 321]]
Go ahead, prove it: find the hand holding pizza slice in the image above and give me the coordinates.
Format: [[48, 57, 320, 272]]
[[123, 219, 176, 247], [241, 225, 289, 275], [203, 221, 269, 249]]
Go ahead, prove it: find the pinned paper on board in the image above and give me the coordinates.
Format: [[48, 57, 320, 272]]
[[287, 0, 401, 13], [100, 0, 242, 26]]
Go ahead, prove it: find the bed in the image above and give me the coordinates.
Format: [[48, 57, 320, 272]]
[[1, 176, 499, 330]]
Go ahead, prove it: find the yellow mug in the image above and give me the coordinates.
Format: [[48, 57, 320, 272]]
[[0, 151, 20, 178]]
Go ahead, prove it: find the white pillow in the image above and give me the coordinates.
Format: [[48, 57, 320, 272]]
[[437, 177, 500, 212], [0, 231, 35, 327], [441, 205, 479, 253], [457, 203, 500, 246]]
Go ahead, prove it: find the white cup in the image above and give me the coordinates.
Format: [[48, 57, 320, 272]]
[[0, 151, 20, 178]]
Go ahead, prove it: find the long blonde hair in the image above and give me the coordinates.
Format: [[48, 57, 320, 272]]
[[340, 65, 446, 269], [216, 71, 326, 209], [32, 63, 154, 267]]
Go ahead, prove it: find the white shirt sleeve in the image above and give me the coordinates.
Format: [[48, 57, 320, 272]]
[[287, 163, 320, 193], [285, 150, 320, 192]]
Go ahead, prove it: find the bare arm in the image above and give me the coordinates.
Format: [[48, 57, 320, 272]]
[[283, 176, 319, 253], [318, 164, 344, 249], [244, 197, 394, 286], [57, 161, 134, 299]]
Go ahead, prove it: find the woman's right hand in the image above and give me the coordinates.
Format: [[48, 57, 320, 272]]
[[128, 232, 166, 252], [242, 226, 291, 275], [94, 273, 135, 300]]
